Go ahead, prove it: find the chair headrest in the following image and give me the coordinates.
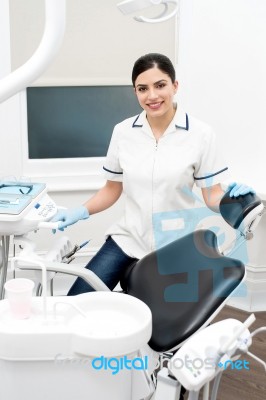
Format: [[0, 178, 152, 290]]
[[219, 191, 264, 234]]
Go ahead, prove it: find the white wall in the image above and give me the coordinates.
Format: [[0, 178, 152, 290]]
[[177, 0, 266, 277], [9, 0, 177, 85], [0, 0, 23, 180], [0, 0, 10, 78], [177, 0, 266, 198]]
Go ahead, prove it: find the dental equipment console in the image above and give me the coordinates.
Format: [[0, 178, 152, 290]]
[[0, 188, 265, 400], [0, 181, 60, 299], [0, 180, 59, 235]]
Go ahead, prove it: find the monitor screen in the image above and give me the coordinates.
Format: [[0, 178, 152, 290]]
[[27, 86, 141, 159]]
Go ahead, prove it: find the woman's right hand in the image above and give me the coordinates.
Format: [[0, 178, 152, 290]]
[[52, 205, 89, 231]]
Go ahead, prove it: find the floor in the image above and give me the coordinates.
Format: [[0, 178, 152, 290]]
[[184, 306, 266, 400]]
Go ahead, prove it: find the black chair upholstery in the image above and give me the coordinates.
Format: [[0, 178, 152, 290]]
[[123, 229, 245, 352], [219, 191, 262, 230]]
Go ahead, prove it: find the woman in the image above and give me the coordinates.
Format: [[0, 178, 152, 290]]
[[52, 53, 254, 295]]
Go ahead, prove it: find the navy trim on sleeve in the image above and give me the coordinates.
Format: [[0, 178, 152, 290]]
[[103, 166, 123, 175], [194, 167, 228, 181]]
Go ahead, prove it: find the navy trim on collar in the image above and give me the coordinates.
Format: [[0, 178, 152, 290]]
[[175, 113, 189, 131], [132, 111, 189, 130], [132, 114, 143, 128]]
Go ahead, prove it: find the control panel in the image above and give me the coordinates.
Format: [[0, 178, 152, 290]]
[[0, 183, 59, 235]]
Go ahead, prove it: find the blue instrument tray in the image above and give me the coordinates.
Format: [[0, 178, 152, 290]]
[[0, 194, 32, 215], [0, 181, 46, 198]]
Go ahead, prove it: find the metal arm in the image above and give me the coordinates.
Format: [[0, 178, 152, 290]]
[[13, 257, 110, 292], [0, 0, 66, 103]]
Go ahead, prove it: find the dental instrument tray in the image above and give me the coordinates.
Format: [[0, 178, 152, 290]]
[[0, 193, 31, 215], [0, 181, 46, 198], [0, 181, 46, 216]]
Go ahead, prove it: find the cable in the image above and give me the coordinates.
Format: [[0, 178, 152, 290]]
[[246, 351, 266, 372], [251, 327, 266, 338], [210, 371, 223, 400]]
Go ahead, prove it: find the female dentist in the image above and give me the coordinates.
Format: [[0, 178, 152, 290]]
[[52, 53, 255, 295]]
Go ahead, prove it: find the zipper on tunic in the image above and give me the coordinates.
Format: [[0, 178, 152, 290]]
[[151, 138, 159, 251]]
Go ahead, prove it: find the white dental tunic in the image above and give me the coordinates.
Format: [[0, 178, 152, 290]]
[[103, 107, 229, 259]]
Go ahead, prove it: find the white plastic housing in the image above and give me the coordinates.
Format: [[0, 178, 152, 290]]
[[0, 0, 66, 103]]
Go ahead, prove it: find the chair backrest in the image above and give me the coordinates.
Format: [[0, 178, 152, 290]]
[[123, 229, 245, 352]]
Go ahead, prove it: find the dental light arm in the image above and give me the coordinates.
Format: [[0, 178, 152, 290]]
[[117, 0, 179, 23], [0, 0, 66, 103]]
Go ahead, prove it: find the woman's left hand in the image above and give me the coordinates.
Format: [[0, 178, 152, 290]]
[[228, 182, 256, 197]]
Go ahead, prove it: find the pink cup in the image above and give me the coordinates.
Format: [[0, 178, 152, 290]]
[[4, 278, 35, 319]]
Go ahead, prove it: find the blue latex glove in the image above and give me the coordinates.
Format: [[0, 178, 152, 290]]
[[228, 182, 256, 198], [52, 205, 89, 232]]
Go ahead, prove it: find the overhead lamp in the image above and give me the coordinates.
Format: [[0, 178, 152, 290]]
[[117, 0, 179, 23]]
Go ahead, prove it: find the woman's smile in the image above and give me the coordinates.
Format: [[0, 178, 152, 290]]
[[147, 101, 163, 110]]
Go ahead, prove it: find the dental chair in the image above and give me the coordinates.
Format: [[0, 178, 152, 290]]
[[0, 190, 265, 400], [119, 191, 265, 399], [122, 191, 264, 352]]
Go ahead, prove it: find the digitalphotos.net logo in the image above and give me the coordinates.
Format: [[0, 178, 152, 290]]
[[54, 354, 250, 375]]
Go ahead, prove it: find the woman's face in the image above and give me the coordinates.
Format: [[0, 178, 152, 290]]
[[134, 67, 178, 120]]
